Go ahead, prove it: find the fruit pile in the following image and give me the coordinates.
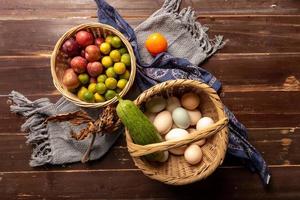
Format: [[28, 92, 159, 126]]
[[61, 30, 131, 103]]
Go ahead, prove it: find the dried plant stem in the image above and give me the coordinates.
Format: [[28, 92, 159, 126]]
[[81, 133, 97, 163]]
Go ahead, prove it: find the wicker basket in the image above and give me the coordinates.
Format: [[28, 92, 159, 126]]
[[125, 79, 229, 185], [51, 23, 136, 108]]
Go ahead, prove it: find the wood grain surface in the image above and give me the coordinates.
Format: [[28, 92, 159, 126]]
[[0, 0, 299, 199]]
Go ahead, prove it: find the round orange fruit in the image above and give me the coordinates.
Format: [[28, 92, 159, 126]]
[[145, 33, 168, 56]]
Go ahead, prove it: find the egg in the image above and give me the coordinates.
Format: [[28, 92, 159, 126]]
[[172, 107, 191, 129], [184, 144, 203, 165], [187, 128, 197, 133], [145, 96, 167, 113], [166, 96, 181, 112], [187, 128, 206, 146], [194, 139, 206, 146], [196, 117, 214, 131], [144, 111, 156, 122], [172, 123, 178, 129], [187, 110, 202, 126], [181, 92, 200, 110], [159, 151, 169, 162], [153, 111, 173, 134], [165, 128, 189, 155]]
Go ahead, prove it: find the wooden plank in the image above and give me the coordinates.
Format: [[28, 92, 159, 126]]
[[0, 16, 299, 56], [0, 167, 300, 199], [234, 113, 300, 128], [0, 128, 298, 172], [2, 90, 300, 115], [222, 91, 300, 114], [1, 54, 300, 91], [0, 0, 299, 19]]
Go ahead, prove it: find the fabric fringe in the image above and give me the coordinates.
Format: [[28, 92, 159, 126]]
[[9, 91, 53, 166], [30, 141, 52, 167], [162, 0, 227, 57]]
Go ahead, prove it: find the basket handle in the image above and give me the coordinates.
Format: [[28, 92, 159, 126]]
[[126, 117, 228, 157]]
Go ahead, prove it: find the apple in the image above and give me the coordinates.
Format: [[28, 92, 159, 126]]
[[70, 56, 87, 73]]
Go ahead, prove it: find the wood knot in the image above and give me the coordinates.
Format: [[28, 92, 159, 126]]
[[283, 76, 300, 89]]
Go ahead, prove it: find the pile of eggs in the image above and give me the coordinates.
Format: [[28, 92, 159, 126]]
[[145, 92, 215, 165]]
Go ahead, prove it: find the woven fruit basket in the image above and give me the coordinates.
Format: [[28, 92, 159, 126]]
[[125, 79, 229, 185], [51, 23, 136, 108]]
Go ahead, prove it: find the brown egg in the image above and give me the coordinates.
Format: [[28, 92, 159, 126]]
[[184, 144, 203, 165], [181, 93, 200, 110], [187, 110, 202, 126], [144, 111, 156, 122]]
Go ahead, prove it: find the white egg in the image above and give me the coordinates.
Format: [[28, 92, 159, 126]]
[[172, 107, 191, 129], [144, 111, 156, 122], [187, 128, 206, 146], [166, 96, 181, 112], [145, 96, 167, 113], [184, 144, 203, 165], [187, 110, 202, 126], [153, 111, 173, 135], [196, 117, 214, 131], [165, 128, 189, 155]]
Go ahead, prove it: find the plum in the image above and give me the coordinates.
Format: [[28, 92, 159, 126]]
[[85, 45, 101, 62], [76, 30, 94, 47], [62, 68, 80, 89], [90, 77, 97, 83], [70, 56, 87, 73], [95, 37, 105, 47], [87, 61, 103, 77], [62, 38, 80, 56], [80, 49, 85, 57]]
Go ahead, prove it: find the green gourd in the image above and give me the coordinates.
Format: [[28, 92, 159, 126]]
[[116, 96, 168, 162]]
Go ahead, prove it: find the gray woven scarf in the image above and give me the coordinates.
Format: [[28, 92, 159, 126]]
[[9, 0, 224, 167]]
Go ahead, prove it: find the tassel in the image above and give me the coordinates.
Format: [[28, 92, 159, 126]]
[[162, 0, 227, 58], [163, 0, 181, 13], [8, 91, 53, 166], [30, 141, 52, 167]]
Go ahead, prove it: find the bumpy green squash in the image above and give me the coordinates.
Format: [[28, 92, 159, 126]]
[[116, 97, 168, 162]]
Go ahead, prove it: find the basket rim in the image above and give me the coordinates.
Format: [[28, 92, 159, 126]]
[[125, 79, 229, 185], [50, 23, 136, 108]]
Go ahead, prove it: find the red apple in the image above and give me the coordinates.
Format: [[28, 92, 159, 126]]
[[90, 77, 97, 83], [62, 38, 80, 56], [85, 45, 101, 62], [70, 56, 87, 73], [87, 61, 103, 77], [76, 30, 94, 47], [95, 37, 105, 46], [62, 68, 80, 89]]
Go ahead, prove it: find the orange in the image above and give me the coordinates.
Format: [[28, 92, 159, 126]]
[[145, 33, 168, 56]]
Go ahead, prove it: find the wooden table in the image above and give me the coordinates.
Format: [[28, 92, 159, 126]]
[[0, 0, 300, 199]]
